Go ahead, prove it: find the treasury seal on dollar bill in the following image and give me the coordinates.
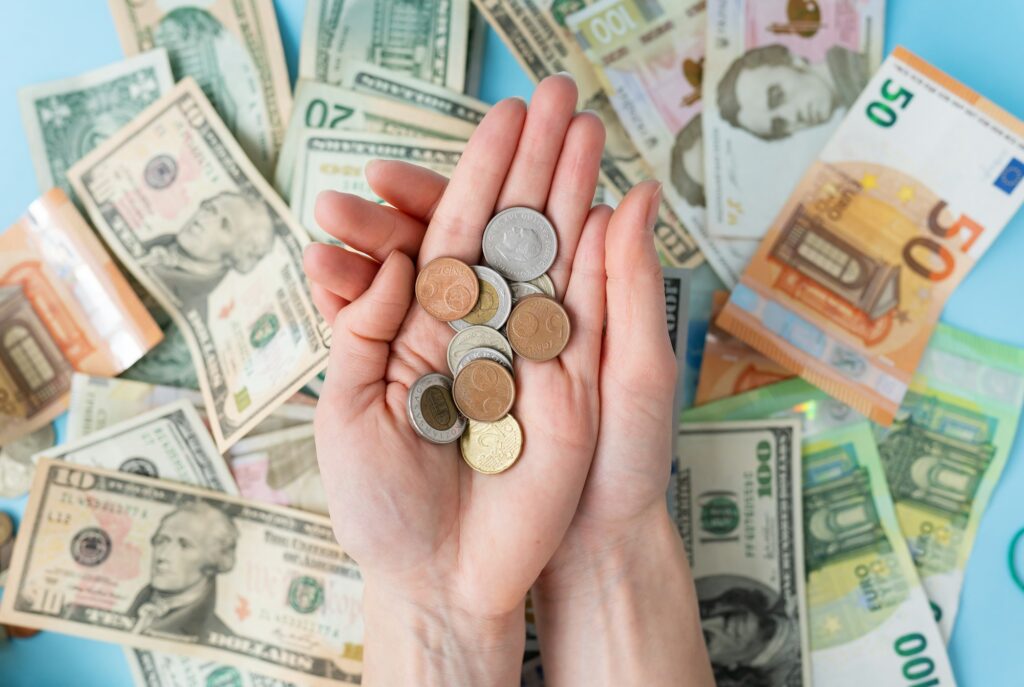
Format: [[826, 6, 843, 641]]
[[407, 373, 466, 444], [482, 207, 557, 281]]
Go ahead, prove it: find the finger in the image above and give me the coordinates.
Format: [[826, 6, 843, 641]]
[[560, 204, 610, 373], [321, 250, 415, 414], [544, 111, 605, 297], [496, 73, 578, 212], [604, 181, 676, 380], [366, 159, 448, 223], [419, 97, 527, 266], [310, 283, 347, 323], [303, 243, 379, 302], [314, 191, 427, 262]]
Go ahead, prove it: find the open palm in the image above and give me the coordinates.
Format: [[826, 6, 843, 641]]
[[304, 76, 608, 621]]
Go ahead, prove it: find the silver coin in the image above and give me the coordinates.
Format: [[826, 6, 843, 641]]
[[447, 325, 515, 375], [482, 207, 558, 281], [527, 273, 556, 299], [450, 266, 513, 332], [0, 423, 57, 498], [454, 347, 515, 377], [406, 373, 466, 444], [509, 282, 543, 304]]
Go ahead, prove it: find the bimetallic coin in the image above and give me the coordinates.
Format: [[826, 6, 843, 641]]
[[406, 373, 466, 444], [447, 325, 515, 375], [509, 281, 543, 304], [415, 257, 479, 322], [482, 207, 558, 281], [460, 416, 523, 474], [453, 360, 515, 422], [507, 296, 571, 362], [455, 347, 514, 377], [527, 273, 556, 299], [450, 266, 512, 332]]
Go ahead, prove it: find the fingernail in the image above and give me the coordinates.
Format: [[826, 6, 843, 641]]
[[646, 183, 662, 230], [555, 70, 576, 84], [508, 95, 527, 106]]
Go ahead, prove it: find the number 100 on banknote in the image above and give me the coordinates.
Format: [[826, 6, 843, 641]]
[[719, 48, 1024, 424]]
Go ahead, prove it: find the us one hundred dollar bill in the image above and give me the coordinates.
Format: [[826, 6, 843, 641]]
[[107, 0, 292, 177], [68, 78, 331, 452], [703, 0, 886, 240], [683, 383, 957, 686], [676, 418, 811, 686], [18, 49, 174, 200], [718, 48, 1024, 424], [299, 0, 470, 93], [470, 0, 703, 269], [1, 459, 364, 686], [290, 131, 464, 244]]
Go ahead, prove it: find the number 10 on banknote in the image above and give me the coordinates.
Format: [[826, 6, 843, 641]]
[[719, 48, 1024, 424]]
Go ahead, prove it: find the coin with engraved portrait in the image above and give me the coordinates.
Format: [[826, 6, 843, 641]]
[[406, 373, 466, 444], [506, 296, 571, 362], [415, 257, 479, 321], [452, 360, 515, 422], [482, 207, 557, 281], [450, 265, 512, 332], [460, 416, 523, 474], [454, 347, 514, 377], [447, 325, 515, 375]]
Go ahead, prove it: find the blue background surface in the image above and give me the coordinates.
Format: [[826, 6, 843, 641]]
[[1, 2, 1023, 685]]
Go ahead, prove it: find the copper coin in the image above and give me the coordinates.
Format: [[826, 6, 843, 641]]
[[506, 296, 571, 361], [415, 257, 479, 322], [452, 360, 515, 422]]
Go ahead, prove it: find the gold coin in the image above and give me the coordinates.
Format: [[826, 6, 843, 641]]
[[460, 416, 523, 474]]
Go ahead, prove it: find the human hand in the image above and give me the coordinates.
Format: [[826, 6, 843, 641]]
[[303, 75, 608, 684]]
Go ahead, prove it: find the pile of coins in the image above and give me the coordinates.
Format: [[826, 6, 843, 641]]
[[407, 207, 571, 474]]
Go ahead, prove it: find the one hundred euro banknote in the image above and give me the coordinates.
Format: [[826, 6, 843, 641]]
[[682, 384, 957, 687], [718, 48, 1024, 424], [703, 0, 886, 240], [68, 79, 331, 451]]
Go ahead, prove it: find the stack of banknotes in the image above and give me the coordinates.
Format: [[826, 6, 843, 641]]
[[1, 1, 1023, 686]]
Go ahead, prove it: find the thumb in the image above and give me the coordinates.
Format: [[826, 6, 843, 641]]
[[321, 250, 414, 416]]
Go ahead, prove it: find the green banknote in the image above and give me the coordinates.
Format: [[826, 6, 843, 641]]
[[683, 383, 956, 685], [339, 60, 488, 124], [875, 323, 1024, 640], [18, 49, 174, 200]]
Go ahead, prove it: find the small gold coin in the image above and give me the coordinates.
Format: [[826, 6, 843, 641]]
[[506, 296, 571, 361], [452, 359, 515, 422], [460, 415, 523, 474], [415, 257, 479, 322]]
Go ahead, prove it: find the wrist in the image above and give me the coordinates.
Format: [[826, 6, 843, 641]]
[[362, 577, 525, 687]]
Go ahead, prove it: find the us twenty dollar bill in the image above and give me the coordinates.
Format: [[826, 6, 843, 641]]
[[299, 0, 470, 93], [676, 419, 811, 686], [1, 459, 364, 686], [683, 383, 956, 686], [18, 49, 174, 199], [68, 78, 330, 452], [108, 0, 292, 177], [471, 0, 703, 269]]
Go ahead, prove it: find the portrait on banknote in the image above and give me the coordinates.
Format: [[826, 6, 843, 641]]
[[127, 500, 238, 640], [670, 116, 705, 208]]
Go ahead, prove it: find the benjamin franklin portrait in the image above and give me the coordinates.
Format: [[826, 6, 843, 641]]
[[717, 44, 870, 141]]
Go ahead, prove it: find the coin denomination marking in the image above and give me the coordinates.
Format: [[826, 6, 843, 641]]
[[416, 257, 479, 321], [507, 296, 571, 361], [460, 416, 523, 474], [453, 360, 515, 422]]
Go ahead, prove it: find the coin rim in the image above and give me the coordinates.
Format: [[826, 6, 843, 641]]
[[482, 207, 558, 282], [460, 415, 523, 475], [450, 265, 513, 332], [452, 359, 516, 422], [406, 373, 466, 444], [454, 347, 515, 377], [415, 257, 480, 322], [446, 325, 516, 374], [506, 296, 572, 362]]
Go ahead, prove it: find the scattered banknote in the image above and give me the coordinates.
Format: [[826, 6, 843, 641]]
[[1, 459, 364, 685], [0, 189, 164, 444], [875, 323, 1024, 640], [471, 0, 703, 269], [127, 649, 297, 687], [229, 424, 327, 515], [0, 424, 57, 499], [695, 291, 793, 405], [566, 0, 758, 286], [107, 0, 292, 177], [465, 4, 488, 97], [275, 79, 476, 201], [678, 264, 726, 411], [683, 389, 956, 686], [18, 49, 174, 200], [703, 0, 886, 240], [340, 60, 489, 124], [718, 48, 1024, 424], [663, 267, 691, 443], [66, 374, 316, 445], [299, 0, 470, 93], [676, 418, 811, 686], [290, 131, 464, 244], [68, 78, 331, 451]]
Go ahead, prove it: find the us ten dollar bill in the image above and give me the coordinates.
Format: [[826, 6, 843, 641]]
[[0, 459, 363, 686], [68, 78, 331, 452]]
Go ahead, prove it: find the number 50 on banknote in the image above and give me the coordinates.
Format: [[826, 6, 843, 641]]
[[720, 48, 1024, 424]]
